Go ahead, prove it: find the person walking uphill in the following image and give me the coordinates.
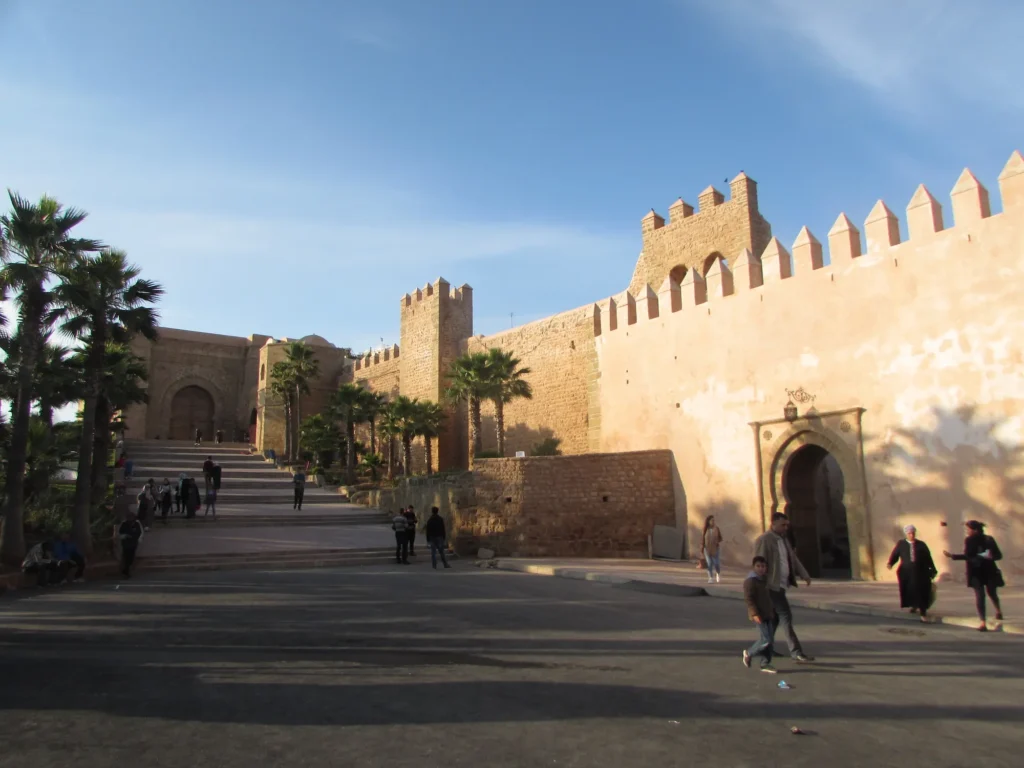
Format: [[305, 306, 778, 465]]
[[702, 515, 724, 584], [425, 507, 450, 569], [392, 511, 409, 564], [887, 524, 937, 622], [753, 513, 815, 663], [404, 505, 418, 556], [742, 555, 778, 674], [944, 520, 1005, 631], [292, 469, 306, 510]]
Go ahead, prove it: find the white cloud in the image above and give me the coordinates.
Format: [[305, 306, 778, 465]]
[[694, 0, 1024, 119]]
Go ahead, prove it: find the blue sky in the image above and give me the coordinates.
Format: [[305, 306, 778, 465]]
[[1, 0, 1021, 354]]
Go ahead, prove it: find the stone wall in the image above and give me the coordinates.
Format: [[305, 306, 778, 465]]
[[365, 451, 674, 558], [596, 156, 1024, 582], [469, 451, 674, 557], [464, 304, 600, 459]]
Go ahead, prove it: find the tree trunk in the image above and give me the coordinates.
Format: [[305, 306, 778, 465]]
[[294, 385, 302, 462], [346, 419, 357, 485], [425, 436, 433, 476], [403, 434, 412, 477], [369, 417, 377, 455], [71, 333, 106, 556], [0, 307, 42, 566], [469, 396, 482, 463], [36, 398, 56, 497], [386, 437, 395, 480], [282, 400, 292, 463], [495, 398, 505, 457], [90, 396, 113, 506]]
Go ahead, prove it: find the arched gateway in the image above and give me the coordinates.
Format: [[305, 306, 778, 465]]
[[169, 385, 215, 441], [755, 408, 875, 580]]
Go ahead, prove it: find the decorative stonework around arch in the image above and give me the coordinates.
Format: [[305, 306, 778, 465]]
[[157, 374, 227, 440], [753, 407, 875, 580]]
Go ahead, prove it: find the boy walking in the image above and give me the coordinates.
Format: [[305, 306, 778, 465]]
[[742, 555, 778, 674]]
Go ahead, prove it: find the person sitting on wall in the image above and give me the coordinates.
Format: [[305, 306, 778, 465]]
[[52, 532, 86, 582], [22, 541, 60, 587]]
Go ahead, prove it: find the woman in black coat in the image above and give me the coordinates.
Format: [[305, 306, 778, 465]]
[[887, 525, 937, 621], [943, 520, 1004, 631]]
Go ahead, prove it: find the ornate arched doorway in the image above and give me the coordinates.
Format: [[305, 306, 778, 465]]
[[169, 386, 215, 441], [756, 408, 875, 580], [781, 444, 851, 579]]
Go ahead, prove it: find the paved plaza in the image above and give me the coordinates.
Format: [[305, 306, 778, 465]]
[[1, 564, 1022, 767]]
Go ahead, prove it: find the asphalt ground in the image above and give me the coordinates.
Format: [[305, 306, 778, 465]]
[[1, 563, 1021, 768]]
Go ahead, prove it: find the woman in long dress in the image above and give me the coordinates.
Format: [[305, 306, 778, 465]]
[[702, 515, 723, 584], [886, 524, 937, 622], [943, 520, 1004, 631]]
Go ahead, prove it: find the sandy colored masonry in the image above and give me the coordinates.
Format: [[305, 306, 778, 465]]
[[123, 150, 1024, 583]]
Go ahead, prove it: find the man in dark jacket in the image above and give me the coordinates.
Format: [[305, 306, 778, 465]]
[[425, 507, 450, 569], [742, 555, 777, 673], [117, 512, 144, 578], [753, 513, 814, 662], [404, 505, 418, 556]]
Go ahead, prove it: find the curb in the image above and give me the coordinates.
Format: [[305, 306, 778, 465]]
[[480, 560, 1024, 636]]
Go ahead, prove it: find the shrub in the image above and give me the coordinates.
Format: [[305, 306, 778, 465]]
[[474, 450, 502, 459], [529, 437, 562, 456]]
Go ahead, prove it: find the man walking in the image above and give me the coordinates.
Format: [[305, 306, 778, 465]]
[[404, 505, 418, 556], [117, 511, 144, 578], [392, 510, 409, 564], [202, 455, 215, 493], [754, 513, 814, 663], [292, 469, 306, 510], [425, 507, 450, 569]]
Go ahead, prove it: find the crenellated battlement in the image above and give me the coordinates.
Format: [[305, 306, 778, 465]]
[[598, 150, 1024, 337], [353, 343, 400, 372], [399, 277, 473, 312], [628, 171, 772, 296]]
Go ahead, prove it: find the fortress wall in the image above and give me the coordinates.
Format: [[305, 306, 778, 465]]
[[595, 154, 1024, 582], [465, 303, 599, 458]]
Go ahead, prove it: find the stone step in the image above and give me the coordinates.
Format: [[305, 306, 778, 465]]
[[128, 476, 295, 489], [125, 440, 251, 450], [154, 513, 387, 526], [146, 494, 351, 506], [138, 554, 397, 573], [127, 457, 272, 469], [138, 546, 393, 567]]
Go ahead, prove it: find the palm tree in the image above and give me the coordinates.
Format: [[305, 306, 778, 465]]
[[300, 413, 340, 469], [414, 400, 447, 475], [89, 344, 148, 505], [443, 351, 491, 463], [284, 342, 320, 461], [55, 250, 162, 553], [331, 383, 368, 485], [377, 407, 401, 481], [269, 361, 296, 462], [361, 390, 387, 455], [0, 192, 101, 565], [388, 396, 421, 476], [484, 348, 533, 457], [359, 452, 384, 482]]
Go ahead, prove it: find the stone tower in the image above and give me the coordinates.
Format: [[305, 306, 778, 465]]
[[627, 172, 772, 295], [399, 278, 473, 470]]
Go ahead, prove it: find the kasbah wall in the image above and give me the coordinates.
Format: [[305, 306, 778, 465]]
[[125, 148, 1024, 584]]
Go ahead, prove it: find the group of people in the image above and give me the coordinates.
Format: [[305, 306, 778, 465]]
[[738, 513, 1008, 673], [391, 505, 451, 569], [21, 534, 87, 587], [133, 457, 222, 525]]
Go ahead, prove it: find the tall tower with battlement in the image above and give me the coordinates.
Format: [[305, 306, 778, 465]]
[[399, 277, 473, 470], [627, 172, 772, 295]]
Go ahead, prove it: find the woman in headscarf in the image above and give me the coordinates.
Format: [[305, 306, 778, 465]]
[[943, 520, 1005, 631], [886, 524, 937, 622]]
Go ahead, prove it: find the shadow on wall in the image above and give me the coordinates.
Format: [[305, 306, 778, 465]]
[[690, 497, 759, 569], [478, 419, 557, 457], [866, 405, 1024, 579]]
